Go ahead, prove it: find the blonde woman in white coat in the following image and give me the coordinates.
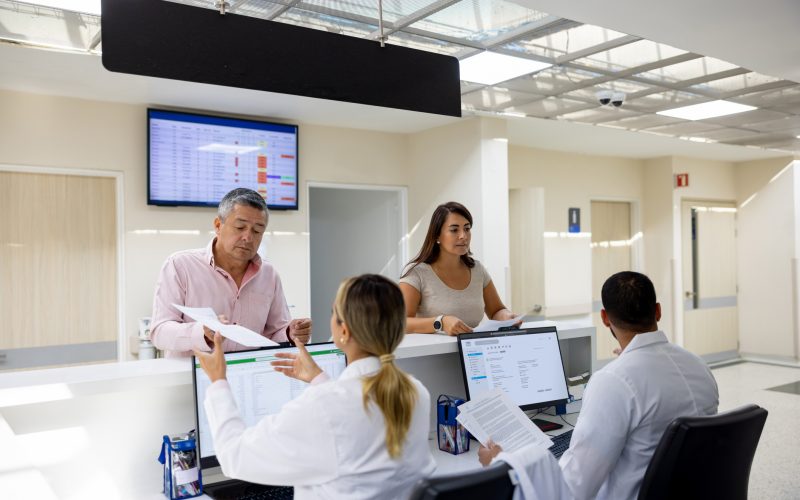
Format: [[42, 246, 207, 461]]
[[195, 274, 435, 500]]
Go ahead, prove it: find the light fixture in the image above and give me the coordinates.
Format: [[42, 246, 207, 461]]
[[657, 100, 756, 120], [459, 52, 551, 86], [22, 0, 100, 15]]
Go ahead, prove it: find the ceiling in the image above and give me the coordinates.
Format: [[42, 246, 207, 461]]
[[0, 0, 798, 161]]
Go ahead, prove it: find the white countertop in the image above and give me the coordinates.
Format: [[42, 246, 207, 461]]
[[0, 320, 594, 395]]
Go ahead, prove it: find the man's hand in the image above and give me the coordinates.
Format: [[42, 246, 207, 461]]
[[194, 332, 227, 382], [288, 318, 312, 345], [443, 315, 473, 336], [271, 341, 323, 383], [478, 440, 503, 467]]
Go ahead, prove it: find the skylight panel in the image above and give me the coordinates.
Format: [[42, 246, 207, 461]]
[[657, 100, 757, 120], [459, 51, 551, 85]]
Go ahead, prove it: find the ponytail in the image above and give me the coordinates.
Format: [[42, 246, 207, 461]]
[[362, 355, 418, 459], [334, 275, 418, 459]]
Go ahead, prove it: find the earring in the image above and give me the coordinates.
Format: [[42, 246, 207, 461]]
[[339, 337, 346, 344], [436, 241, 440, 244]]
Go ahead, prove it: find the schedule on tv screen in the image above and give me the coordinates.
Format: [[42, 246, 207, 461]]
[[148, 109, 298, 209]]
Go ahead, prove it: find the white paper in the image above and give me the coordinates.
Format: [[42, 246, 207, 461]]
[[474, 314, 525, 333], [456, 389, 553, 453], [173, 304, 278, 347]]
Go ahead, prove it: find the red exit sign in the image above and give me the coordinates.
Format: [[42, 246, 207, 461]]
[[675, 173, 689, 188]]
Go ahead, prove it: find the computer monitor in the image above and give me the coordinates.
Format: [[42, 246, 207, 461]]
[[192, 343, 347, 469], [457, 327, 570, 411]]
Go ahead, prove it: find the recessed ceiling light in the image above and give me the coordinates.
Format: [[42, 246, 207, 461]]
[[459, 52, 551, 86], [657, 100, 756, 120]]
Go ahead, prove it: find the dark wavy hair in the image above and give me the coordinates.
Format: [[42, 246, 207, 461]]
[[401, 202, 474, 278]]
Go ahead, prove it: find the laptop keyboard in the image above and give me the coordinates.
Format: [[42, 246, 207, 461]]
[[203, 480, 293, 500], [548, 430, 573, 459]]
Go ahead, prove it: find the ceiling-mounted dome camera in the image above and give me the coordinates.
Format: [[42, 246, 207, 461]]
[[611, 92, 626, 107], [597, 90, 612, 106]]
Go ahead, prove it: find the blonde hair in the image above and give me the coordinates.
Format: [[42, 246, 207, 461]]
[[333, 274, 418, 459]]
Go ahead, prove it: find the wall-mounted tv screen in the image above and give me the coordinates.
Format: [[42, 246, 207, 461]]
[[148, 109, 299, 210]]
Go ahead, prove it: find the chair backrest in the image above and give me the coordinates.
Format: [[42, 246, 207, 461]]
[[408, 462, 515, 500], [638, 404, 768, 500]]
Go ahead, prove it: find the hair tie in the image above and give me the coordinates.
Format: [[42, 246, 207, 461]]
[[379, 353, 395, 364]]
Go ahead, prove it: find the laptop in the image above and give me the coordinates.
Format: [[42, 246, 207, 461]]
[[192, 342, 347, 499], [457, 326, 574, 457]]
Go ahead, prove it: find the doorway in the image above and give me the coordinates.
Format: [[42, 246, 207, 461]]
[[681, 200, 738, 360], [308, 183, 407, 343]]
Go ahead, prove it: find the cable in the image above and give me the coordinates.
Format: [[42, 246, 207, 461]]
[[559, 414, 576, 428]]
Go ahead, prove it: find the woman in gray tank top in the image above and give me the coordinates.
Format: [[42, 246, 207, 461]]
[[399, 202, 518, 335]]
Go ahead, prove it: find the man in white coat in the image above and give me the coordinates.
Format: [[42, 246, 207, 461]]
[[480, 271, 719, 500]]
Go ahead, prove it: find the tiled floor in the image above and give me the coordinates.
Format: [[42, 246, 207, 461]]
[[712, 362, 800, 499]]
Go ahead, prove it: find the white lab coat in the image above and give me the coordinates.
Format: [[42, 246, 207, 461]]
[[559, 330, 719, 500], [204, 356, 436, 500], [496, 444, 571, 500]]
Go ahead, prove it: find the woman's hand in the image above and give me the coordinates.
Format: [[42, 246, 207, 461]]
[[194, 332, 227, 382], [478, 440, 503, 466], [271, 341, 323, 383], [443, 315, 473, 335]]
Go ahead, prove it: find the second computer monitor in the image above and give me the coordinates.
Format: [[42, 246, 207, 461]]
[[457, 327, 570, 411]]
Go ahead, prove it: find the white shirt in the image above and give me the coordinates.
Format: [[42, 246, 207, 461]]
[[204, 356, 436, 500], [559, 331, 719, 500]]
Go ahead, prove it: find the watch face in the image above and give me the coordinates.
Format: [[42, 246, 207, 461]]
[[433, 320, 442, 331]]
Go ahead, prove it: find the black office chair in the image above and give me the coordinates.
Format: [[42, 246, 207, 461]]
[[638, 404, 768, 500], [409, 462, 515, 500]]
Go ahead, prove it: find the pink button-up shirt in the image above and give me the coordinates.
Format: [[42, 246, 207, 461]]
[[151, 239, 291, 357]]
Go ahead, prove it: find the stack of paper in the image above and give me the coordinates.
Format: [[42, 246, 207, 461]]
[[456, 389, 553, 453]]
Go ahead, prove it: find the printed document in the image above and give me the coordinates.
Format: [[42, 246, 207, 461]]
[[456, 389, 553, 453], [173, 304, 278, 347], [474, 315, 525, 333]]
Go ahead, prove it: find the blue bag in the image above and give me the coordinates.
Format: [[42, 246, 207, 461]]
[[437, 394, 470, 455], [158, 431, 203, 499]]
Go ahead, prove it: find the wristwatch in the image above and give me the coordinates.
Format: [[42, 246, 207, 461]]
[[433, 314, 445, 333]]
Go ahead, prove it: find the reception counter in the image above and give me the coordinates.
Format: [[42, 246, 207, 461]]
[[0, 321, 594, 499]]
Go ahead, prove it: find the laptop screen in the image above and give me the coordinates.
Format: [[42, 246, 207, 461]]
[[457, 327, 570, 411], [192, 342, 347, 469]]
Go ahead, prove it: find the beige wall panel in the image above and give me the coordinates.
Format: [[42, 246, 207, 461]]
[[593, 311, 618, 360], [0, 171, 116, 350], [697, 210, 737, 297], [591, 201, 632, 360], [684, 308, 738, 355]]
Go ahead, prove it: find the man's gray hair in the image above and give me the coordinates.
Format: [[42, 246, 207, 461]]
[[218, 188, 269, 222]]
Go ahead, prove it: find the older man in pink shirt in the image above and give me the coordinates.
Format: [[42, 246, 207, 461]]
[[151, 188, 312, 357]]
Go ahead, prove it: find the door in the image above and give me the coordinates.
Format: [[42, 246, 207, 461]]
[[308, 184, 406, 343], [681, 201, 738, 358], [591, 201, 633, 360]]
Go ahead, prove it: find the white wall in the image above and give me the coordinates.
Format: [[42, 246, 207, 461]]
[[0, 89, 411, 358], [737, 162, 799, 359], [509, 147, 644, 232], [509, 146, 644, 318]]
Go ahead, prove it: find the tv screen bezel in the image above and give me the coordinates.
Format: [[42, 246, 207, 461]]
[[147, 108, 299, 211]]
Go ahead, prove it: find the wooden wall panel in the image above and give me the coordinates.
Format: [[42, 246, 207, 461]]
[[0, 171, 117, 350]]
